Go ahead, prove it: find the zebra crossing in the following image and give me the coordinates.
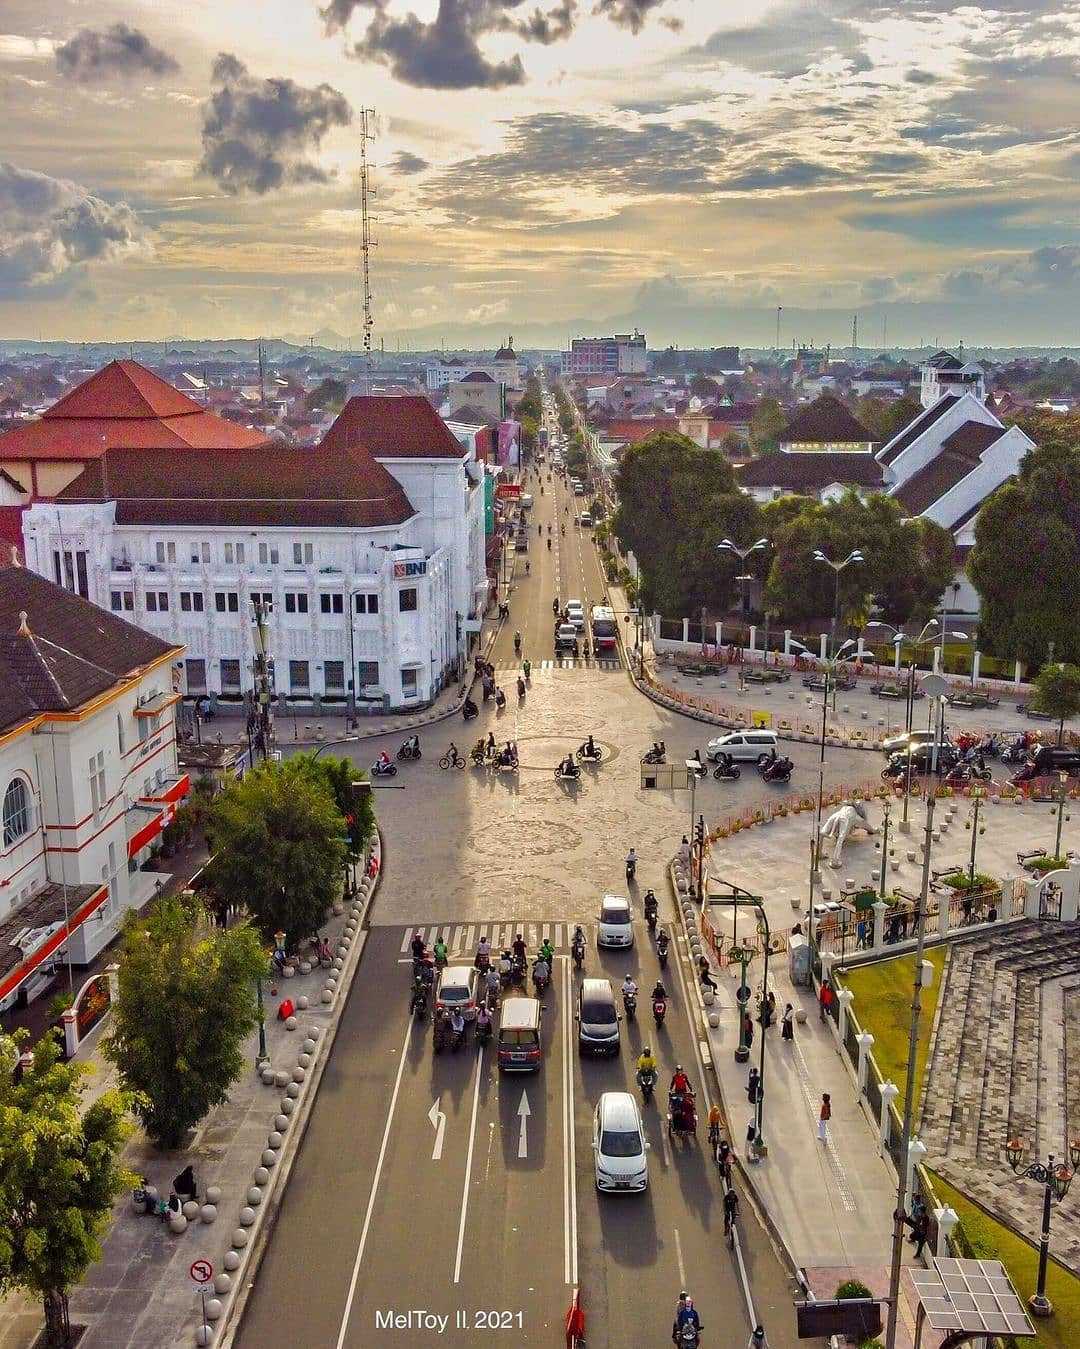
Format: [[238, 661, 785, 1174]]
[[396, 921, 592, 958], [494, 657, 622, 672]]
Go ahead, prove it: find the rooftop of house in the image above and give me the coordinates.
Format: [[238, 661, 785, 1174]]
[[320, 395, 468, 461], [779, 394, 874, 445], [876, 395, 958, 466], [0, 359, 272, 462], [0, 562, 178, 737], [737, 450, 884, 492], [55, 441, 416, 530]]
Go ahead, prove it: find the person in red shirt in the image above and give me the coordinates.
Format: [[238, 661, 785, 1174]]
[[819, 980, 834, 1022]]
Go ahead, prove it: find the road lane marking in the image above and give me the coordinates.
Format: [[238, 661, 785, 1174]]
[[452, 1045, 485, 1284], [517, 1089, 531, 1159], [333, 1020, 413, 1349], [429, 1098, 446, 1161], [561, 954, 579, 1285], [674, 1226, 686, 1286]]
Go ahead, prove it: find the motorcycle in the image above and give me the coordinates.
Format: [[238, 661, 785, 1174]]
[[533, 968, 551, 996], [657, 934, 669, 969], [668, 1089, 697, 1140], [1003, 733, 1039, 764], [642, 744, 666, 765], [371, 758, 397, 778], [555, 762, 582, 781], [397, 740, 422, 761], [449, 1021, 466, 1052], [571, 939, 585, 971], [493, 750, 520, 771], [517, 677, 526, 700], [688, 756, 708, 780], [760, 756, 793, 784], [494, 688, 507, 709], [712, 758, 741, 781], [409, 979, 428, 1018], [645, 907, 658, 934], [432, 1012, 448, 1054], [514, 632, 521, 654], [576, 742, 603, 762], [1011, 760, 1039, 784], [944, 757, 992, 784], [653, 996, 667, 1028], [623, 990, 637, 1022], [476, 1017, 493, 1047], [637, 1068, 656, 1103], [626, 858, 637, 884], [677, 1320, 701, 1347], [462, 698, 479, 721]]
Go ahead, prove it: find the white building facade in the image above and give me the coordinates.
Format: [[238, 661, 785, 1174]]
[[561, 332, 647, 378]]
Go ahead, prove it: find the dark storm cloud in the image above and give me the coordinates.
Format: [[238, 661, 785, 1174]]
[[55, 23, 179, 82], [516, 0, 576, 44], [391, 151, 430, 174], [592, 0, 673, 35], [0, 161, 146, 297], [720, 159, 840, 192], [429, 112, 725, 221], [199, 53, 352, 195]]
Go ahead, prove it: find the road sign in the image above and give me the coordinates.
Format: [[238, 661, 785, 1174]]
[[189, 1259, 213, 1285], [751, 709, 773, 728]]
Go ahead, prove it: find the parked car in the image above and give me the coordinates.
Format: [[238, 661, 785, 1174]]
[[1030, 745, 1080, 777]]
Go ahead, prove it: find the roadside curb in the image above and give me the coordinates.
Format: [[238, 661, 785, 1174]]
[[213, 833, 382, 1349]]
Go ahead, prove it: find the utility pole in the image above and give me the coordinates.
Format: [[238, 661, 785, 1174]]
[[359, 108, 378, 387], [852, 314, 858, 351]]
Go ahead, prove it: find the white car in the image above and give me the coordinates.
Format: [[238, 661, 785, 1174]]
[[593, 1091, 649, 1192], [706, 730, 779, 763], [436, 965, 479, 1021], [565, 600, 585, 631], [597, 895, 634, 948]]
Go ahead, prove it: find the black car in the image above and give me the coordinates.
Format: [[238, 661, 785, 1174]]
[[882, 743, 958, 777], [1031, 745, 1080, 777]]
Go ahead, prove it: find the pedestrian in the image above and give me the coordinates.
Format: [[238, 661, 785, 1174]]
[[818, 1092, 831, 1143], [856, 915, 867, 949], [819, 980, 834, 1022], [698, 956, 718, 993], [747, 1326, 770, 1349], [746, 1066, 760, 1105], [742, 1010, 754, 1048], [781, 1003, 794, 1041], [679, 835, 691, 865], [904, 1205, 930, 1258]]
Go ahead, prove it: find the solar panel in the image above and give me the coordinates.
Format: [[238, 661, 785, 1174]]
[[910, 1259, 1035, 1337]]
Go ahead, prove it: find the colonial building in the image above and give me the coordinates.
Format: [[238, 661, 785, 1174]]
[[22, 396, 488, 712], [736, 395, 883, 502], [425, 339, 520, 391], [0, 360, 271, 562], [0, 562, 186, 1008], [919, 350, 986, 408]]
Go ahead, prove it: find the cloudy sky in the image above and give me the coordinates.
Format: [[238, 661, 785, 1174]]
[[1, 0, 1078, 348]]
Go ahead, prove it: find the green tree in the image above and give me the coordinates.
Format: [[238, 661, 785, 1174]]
[[612, 432, 761, 615], [749, 396, 787, 455], [1030, 662, 1080, 745], [880, 395, 923, 443], [0, 1034, 134, 1347], [968, 438, 1080, 665], [721, 431, 747, 457], [206, 757, 347, 945], [310, 753, 376, 862], [304, 377, 347, 413], [104, 897, 265, 1149]]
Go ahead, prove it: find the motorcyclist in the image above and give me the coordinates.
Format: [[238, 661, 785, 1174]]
[[560, 753, 577, 777], [670, 1065, 692, 1096], [532, 955, 551, 988], [483, 966, 500, 1004], [522, 658, 532, 678], [622, 975, 638, 1001], [547, 538, 551, 551], [677, 1298, 701, 1339], [657, 929, 670, 958], [626, 846, 638, 878], [571, 925, 586, 957], [494, 687, 506, 707], [540, 937, 555, 968], [525, 561, 530, 575], [475, 936, 491, 967], [433, 936, 448, 965], [652, 979, 667, 1001], [449, 1009, 466, 1039], [553, 597, 560, 615], [486, 732, 497, 754], [499, 949, 514, 980], [584, 733, 598, 758], [715, 750, 734, 772], [636, 1046, 657, 1078], [514, 630, 521, 652], [410, 931, 425, 962], [643, 889, 658, 917], [403, 733, 420, 756], [377, 749, 391, 769], [512, 933, 527, 964], [476, 1003, 492, 1037]]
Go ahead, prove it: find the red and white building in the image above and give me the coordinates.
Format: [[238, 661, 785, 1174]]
[[0, 562, 186, 1010]]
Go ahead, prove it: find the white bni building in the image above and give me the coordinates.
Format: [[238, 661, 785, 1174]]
[[0, 561, 187, 1008], [22, 396, 488, 713]]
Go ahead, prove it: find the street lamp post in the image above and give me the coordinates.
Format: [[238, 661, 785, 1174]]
[[877, 797, 892, 898], [718, 538, 769, 621], [1052, 770, 1070, 861], [255, 973, 269, 1069], [250, 597, 274, 761], [1003, 1138, 1079, 1316], [813, 549, 863, 656]]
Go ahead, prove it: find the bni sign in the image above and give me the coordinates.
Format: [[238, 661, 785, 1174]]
[[393, 560, 427, 578]]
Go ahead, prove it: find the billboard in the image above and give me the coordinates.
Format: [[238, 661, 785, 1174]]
[[498, 419, 521, 468]]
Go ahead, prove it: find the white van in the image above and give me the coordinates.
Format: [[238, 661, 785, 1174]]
[[579, 512, 592, 528], [706, 730, 780, 763]]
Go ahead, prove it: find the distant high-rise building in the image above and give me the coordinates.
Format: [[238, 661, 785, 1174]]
[[919, 350, 986, 409], [561, 332, 646, 378]]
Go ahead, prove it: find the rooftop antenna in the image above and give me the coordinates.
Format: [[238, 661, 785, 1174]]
[[359, 108, 378, 387]]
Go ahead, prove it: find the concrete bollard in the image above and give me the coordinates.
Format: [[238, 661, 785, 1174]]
[[231, 1228, 249, 1248], [200, 1204, 217, 1223]]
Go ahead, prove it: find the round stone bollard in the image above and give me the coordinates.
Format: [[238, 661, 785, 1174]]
[[231, 1228, 249, 1248], [254, 1166, 270, 1185], [795, 1009, 808, 1024], [708, 1010, 720, 1028], [183, 1200, 200, 1220], [336, 945, 348, 958], [205, 1300, 223, 1322], [280, 1097, 296, 1115], [274, 1113, 289, 1131], [282, 966, 295, 979], [247, 1187, 263, 1206], [332, 900, 345, 916], [268, 1131, 283, 1149], [261, 1149, 277, 1167], [206, 1185, 222, 1205], [284, 1015, 297, 1031], [297, 995, 309, 1011], [223, 1250, 241, 1272], [299, 961, 312, 975], [702, 989, 715, 1006], [286, 1082, 300, 1099], [306, 1026, 321, 1040], [333, 958, 344, 971], [298, 1053, 312, 1069], [345, 921, 356, 935], [214, 1274, 232, 1295], [326, 974, 338, 987], [292, 1067, 306, 1083], [274, 1070, 289, 1088], [261, 1068, 276, 1086], [200, 1204, 217, 1224], [321, 989, 334, 1004], [239, 1207, 256, 1227], [302, 1038, 317, 1054], [169, 1213, 188, 1235], [195, 1323, 214, 1346]]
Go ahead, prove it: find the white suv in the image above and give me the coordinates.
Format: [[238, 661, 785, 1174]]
[[706, 730, 780, 763]]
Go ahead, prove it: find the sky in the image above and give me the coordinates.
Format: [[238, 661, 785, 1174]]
[[1, 0, 1079, 349]]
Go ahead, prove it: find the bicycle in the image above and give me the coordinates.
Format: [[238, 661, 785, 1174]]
[[723, 1194, 739, 1249], [439, 746, 466, 770]]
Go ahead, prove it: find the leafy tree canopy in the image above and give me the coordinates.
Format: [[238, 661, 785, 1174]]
[[1030, 662, 1080, 744], [207, 756, 348, 945], [749, 396, 787, 455], [104, 897, 266, 1149], [304, 377, 347, 413], [311, 753, 376, 861]]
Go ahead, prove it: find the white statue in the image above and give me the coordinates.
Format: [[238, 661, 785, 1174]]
[[819, 800, 877, 867]]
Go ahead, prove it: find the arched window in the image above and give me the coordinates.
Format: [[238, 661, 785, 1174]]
[[2, 778, 30, 847]]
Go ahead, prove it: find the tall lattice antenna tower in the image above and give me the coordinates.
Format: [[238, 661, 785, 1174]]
[[359, 109, 377, 370]]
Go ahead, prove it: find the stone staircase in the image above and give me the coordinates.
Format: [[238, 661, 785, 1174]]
[[919, 920, 1080, 1276]]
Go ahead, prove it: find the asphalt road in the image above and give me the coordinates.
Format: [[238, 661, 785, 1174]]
[[236, 465, 854, 1349]]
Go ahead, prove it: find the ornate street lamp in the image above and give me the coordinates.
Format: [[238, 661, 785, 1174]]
[[813, 548, 863, 655], [1004, 1137, 1078, 1316], [718, 537, 770, 618]]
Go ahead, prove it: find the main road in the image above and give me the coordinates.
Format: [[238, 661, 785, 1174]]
[[236, 463, 872, 1348]]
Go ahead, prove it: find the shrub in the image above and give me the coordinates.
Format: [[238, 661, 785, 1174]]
[[1027, 855, 1067, 873], [941, 871, 995, 892], [835, 1278, 873, 1300]]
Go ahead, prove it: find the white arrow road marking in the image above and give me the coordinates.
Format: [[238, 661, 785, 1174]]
[[517, 1089, 531, 1159], [428, 1098, 446, 1161]]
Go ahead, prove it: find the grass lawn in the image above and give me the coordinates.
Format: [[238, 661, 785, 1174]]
[[838, 945, 948, 1116], [930, 1173, 1080, 1348]]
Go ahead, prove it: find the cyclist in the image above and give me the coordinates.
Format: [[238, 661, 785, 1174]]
[[723, 1187, 740, 1239]]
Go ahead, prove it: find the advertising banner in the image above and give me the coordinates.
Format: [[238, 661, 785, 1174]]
[[498, 419, 521, 468]]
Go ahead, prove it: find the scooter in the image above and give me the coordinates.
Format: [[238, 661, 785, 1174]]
[[657, 933, 670, 969], [397, 740, 422, 761], [577, 742, 603, 762], [409, 978, 428, 1018], [476, 1017, 493, 1046], [571, 940, 585, 971], [626, 858, 637, 884], [533, 968, 551, 996], [642, 744, 666, 765], [462, 699, 479, 721], [372, 759, 397, 778], [623, 990, 637, 1022], [555, 762, 582, 781], [637, 1068, 656, 1103], [653, 996, 667, 1028], [713, 758, 741, 781], [688, 756, 708, 780]]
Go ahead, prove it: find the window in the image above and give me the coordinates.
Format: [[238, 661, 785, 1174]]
[[215, 591, 240, 613], [324, 660, 344, 691], [320, 593, 344, 615], [289, 660, 310, 690], [258, 543, 280, 565], [145, 591, 169, 612], [293, 542, 314, 565], [186, 659, 207, 692], [155, 541, 176, 564], [52, 548, 89, 599], [223, 542, 245, 565], [284, 592, 308, 614], [398, 588, 418, 613], [402, 668, 419, 698], [117, 711, 125, 755], [110, 590, 134, 612], [357, 660, 380, 688], [89, 751, 107, 814], [354, 593, 379, 614], [220, 659, 241, 690], [191, 541, 211, 564], [251, 591, 274, 613], [180, 591, 204, 613], [2, 778, 30, 846]]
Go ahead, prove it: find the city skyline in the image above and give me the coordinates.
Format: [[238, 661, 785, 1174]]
[[1, 0, 1078, 346]]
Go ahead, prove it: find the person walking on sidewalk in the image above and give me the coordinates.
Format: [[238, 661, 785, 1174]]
[[818, 1092, 831, 1143], [747, 1326, 770, 1349], [904, 1204, 930, 1258], [819, 980, 834, 1022], [781, 1003, 794, 1041]]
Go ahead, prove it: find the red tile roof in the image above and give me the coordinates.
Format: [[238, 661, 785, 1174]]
[[0, 360, 272, 462], [321, 395, 468, 460], [56, 443, 416, 530], [602, 417, 680, 443]]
